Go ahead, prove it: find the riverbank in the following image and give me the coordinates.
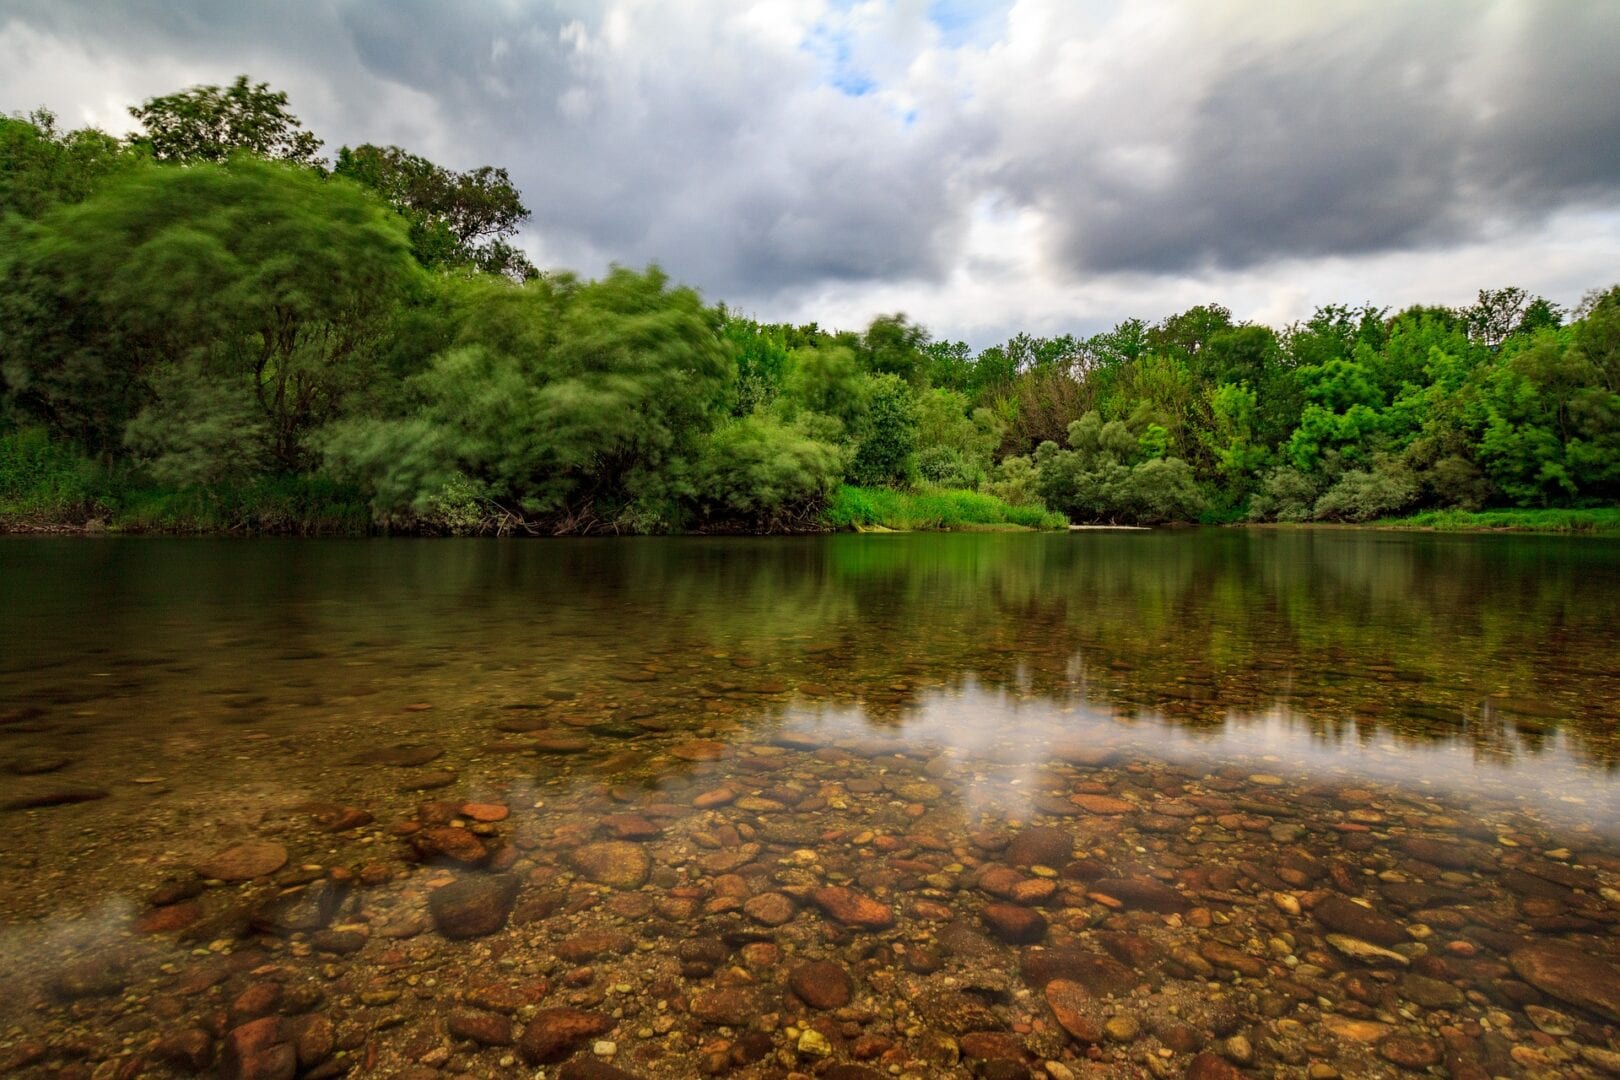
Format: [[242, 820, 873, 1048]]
[[0, 480, 1066, 537], [1369, 507, 1620, 535]]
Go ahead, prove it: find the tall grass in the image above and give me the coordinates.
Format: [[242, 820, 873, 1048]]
[[0, 426, 112, 523], [824, 485, 1068, 531], [1374, 507, 1620, 535], [1, 428, 372, 535]]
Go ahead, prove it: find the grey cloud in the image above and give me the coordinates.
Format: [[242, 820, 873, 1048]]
[[1, 0, 1617, 307], [995, 3, 1620, 276]]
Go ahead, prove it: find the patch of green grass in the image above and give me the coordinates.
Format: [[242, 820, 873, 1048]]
[[0, 426, 116, 525], [823, 485, 1067, 531], [1372, 507, 1620, 535], [2, 428, 372, 535], [114, 475, 373, 536]]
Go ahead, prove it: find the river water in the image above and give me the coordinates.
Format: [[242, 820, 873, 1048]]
[[1, 531, 1618, 1079]]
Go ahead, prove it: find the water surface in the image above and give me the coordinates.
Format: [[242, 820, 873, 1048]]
[[2, 532, 1618, 1078]]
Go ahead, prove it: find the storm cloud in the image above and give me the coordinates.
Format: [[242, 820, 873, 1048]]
[[3, 0, 1617, 341]]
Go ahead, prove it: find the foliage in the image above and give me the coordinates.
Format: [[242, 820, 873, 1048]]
[[823, 485, 1066, 531], [3, 81, 1617, 536], [0, 110, 137, 219], [129, 76, 324, 166], [1311, 466, 1419, 522], [692, 414, 843, 528], [0, 426, 110, 521], [1, 159, 419, 472], [1034, 412, 1205, 525], [845, 374, 920, 487], [334, 143, 536, 279], [322, 267, 733, 533], [1375, 507, 1620, 534]]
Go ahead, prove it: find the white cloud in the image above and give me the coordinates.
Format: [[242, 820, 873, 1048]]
[[2, 0, 1617, 345]]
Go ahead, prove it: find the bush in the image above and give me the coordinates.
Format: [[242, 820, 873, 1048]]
[[846, 373, 919, 487], [1311, 468, 1418, 522], [823, 485, 1066, 531], [984, 455, 1041, 507], [1032, 411, 1205, 524], [692, 415, 844, 528], [1247, 466, 1322, 522], [1120, 456, 1205, 524], [916, 445, 985, 489], [0, 426, 109, 521]]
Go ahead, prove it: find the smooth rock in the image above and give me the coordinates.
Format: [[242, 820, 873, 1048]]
[[1509, 941, 1620, 1022], [789, 960, 852, 1009], [570, 842, 651, 889], [810, 885, 895, 928], [518, 1009, 613, 1064], [197, 841, 289, 882], [429, 874, 521, 939]]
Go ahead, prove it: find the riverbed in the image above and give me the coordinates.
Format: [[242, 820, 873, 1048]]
[[2, 531, 1618, 1078]]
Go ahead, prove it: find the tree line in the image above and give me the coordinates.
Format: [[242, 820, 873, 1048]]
[[2, 77, 1617, 532]]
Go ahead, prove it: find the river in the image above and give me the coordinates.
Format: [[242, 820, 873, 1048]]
[[2, 531, 1618, 1078]]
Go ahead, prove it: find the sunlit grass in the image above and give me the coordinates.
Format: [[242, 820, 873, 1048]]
[[823, 485, 1067, 531], [1373, 507, 1620, 535]]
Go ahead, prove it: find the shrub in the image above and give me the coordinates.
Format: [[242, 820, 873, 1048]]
[[692, 415, 844, 528], [1247, 466, 1322, 522], [1312, 468, 1418, 522]]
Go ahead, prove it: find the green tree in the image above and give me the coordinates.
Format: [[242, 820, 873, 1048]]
[[323, 266, 734, 532], [0, 110, 136, 219], [333, 144, 536, 279], [1, 159, 418, 473], [846, 373, 920, 486], [859, 314, 930, 385], [1034, 411, 1204, 524], [129, 76, 324, 166]]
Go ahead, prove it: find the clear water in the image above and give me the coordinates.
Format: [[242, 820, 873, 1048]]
[[2, 531, 1617, 1078]]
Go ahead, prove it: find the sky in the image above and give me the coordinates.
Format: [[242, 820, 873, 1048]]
[[3, 0, 1618, 348]]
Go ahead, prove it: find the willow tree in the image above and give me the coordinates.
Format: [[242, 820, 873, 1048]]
[[0, 159, 419, 480]]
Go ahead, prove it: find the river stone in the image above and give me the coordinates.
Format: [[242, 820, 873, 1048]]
[[1004, 827, 1073, 868], [429, 874, 521, 939], [982, 901, 1047, 944], [669, 740, 727, 761], [789, 960, 852, 1009], [1185, 1051, 1244, 1080], [1020, 946, 1138, 996], [570, 842, 651, 889], [1070, 793, 1134, 814], [253, 880, 348, 934], [1326, 934, 1409, 968], [1379, 1034, 1441, 1070], [811, 885, 895, 928], [519, 1008, 613, 1063], [198, 841, 289, 882], [1, 785, 110, 811], [220, 1017, 295, 1080], [1313, 893, 1407, 946], [689, 987, 764, 1026], [558, 1062, 644, 1080], [411, 826, 489, 865], [742, 892, 796, 926], [1044, 979, 1104, 1043], [1398, 973, 1464, 1009], [1508, 942, 1620, 1022], [5, 754, 70, 776], [448, 1010, 514, 1046], [1088, 876, 1188, 913]]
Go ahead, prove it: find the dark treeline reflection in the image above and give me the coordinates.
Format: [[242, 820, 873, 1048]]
[[3, 532, 1618, 765]]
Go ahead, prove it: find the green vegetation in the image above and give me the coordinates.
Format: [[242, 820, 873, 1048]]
[[1371, 507, 1620, 535], [2, 76, 1617, 535], [823, 485, 1067, 531]]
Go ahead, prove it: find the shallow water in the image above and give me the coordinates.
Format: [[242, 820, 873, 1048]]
[[1, 531, 1618, 1079]]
